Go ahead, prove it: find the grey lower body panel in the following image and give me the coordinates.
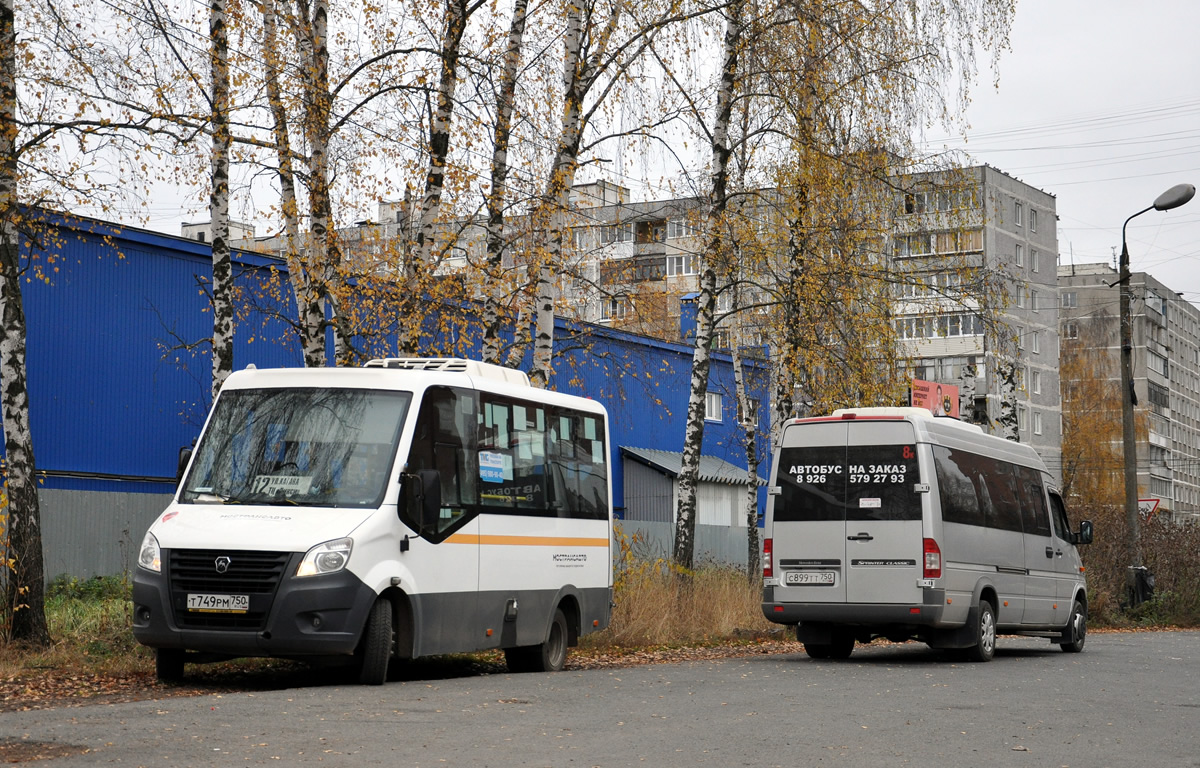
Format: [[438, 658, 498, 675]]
[[762, 586, 952, 629], [409, 585, 612, 658], [134, 563, 611, 662]]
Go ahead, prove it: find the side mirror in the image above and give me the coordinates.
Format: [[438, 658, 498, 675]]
[[401, 470, 442, 533], [176, 446, 193, 488], [1077, 520, 1094, 546]]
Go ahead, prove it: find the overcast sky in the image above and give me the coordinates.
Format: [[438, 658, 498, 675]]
[[922, 0, 1200, 305]]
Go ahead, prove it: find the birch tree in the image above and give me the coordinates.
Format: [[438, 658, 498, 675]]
[[209, 0, 235, 397], [671, 0, 1015, 569]]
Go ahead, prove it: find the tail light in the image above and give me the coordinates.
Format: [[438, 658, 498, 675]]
[[923, 538, 942, 578], [762, 538, 773, 579]]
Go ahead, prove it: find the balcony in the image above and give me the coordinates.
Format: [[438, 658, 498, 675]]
[[600, 255, 667, 285]]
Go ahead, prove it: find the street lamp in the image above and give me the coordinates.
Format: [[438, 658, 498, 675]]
[[1118, 182, 1195, 604]]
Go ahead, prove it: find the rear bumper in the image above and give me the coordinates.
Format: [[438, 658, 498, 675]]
[[762, 586, 953, 628]]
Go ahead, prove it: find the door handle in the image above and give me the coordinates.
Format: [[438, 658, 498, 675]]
[[848, 533, 874, 542], [1045, 546, 1054, 558]]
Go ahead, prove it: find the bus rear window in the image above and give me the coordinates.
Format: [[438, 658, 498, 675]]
[[775, 444, 921, 522]]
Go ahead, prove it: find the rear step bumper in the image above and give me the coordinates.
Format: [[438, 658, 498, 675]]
[[762, 587, 951, 627]]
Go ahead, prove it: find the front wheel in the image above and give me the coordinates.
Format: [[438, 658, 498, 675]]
[[356, 598, 393, 685], [966, 600, 996, 662], [1059, 600, 1086, 653], [156, 648, 185, 682]]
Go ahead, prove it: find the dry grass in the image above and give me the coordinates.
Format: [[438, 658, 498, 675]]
[[581, 525, 775, 649]]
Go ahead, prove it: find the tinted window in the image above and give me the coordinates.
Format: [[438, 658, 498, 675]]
[[775, 444, 921, 522], [933, 445, 1044, 534]]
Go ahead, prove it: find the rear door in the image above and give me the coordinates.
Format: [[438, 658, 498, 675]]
[[771, 419, 925, 606], [772, 421, 849, 604], [843, 421, 925, 605]]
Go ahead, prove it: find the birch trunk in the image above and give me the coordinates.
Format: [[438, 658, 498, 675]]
[[209, 0, 234, 400], [291, 0, 344, 362], [402, 0, 472, 355], [529, 0, 620, 388], [673, 0, 743, 571], [730, 319, 760, 583], [480, 0, 529, 365], [0, 0, 50, 644], [265, 0, 324, 367]]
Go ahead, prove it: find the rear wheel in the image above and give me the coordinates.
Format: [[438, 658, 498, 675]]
[[802, 643, 832, 660], [356, 598, 393, 685], [966, 600, 996, 662], [155, 648, 185, 682], [1059, 600, 1086, 653], [505, 609, 569, 673], [829, 630, 855, 659]]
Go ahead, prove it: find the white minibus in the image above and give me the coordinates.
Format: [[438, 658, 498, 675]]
[[133, 358, 613, 684], [762, 407, 1092, 661]]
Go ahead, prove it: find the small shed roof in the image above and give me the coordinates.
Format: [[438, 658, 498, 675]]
[[620, 446, 765, 486]]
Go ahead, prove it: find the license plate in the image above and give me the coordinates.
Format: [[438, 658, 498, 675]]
[[784, 571, 835, 586], [187, 593, 249, 613]]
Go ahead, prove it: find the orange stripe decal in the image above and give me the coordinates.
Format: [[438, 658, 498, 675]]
[[445, 534, 609, 547]]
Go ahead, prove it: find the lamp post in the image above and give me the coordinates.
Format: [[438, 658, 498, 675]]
[[1118, 183, 1195, 602]]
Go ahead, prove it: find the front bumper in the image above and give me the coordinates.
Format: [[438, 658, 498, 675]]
[[132, 554, 377, 658]]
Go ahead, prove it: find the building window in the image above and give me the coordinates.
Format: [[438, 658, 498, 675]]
[[1016, 286, 1026, 309], [1032, 249, 1040, 273], [1033, 411, 1043, 435], [601, 223, 633, 244], [1031, 290, 1040, 312], [1150, 476, 1173, 501], [1018, 406, 1027, 432], [599, 296, 628, 320], [1032, 331, 1041, 354], [1064, 322, 1079, 339], [1015, 243, 1024, 267], [1030, 209, 1038, 233], [1032, 370, 1042, 395], [1148, 351, 1168, 377], [705, 392, 723, 422], [667, 253, 697, 276], [668, 219, 695, 239], [1014, 201, 1023, 227], [1062, 291, 1077, 308]]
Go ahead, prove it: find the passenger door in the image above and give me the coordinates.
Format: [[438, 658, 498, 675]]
[[1048, 491, 1084, 621], [1017, 466, 1056, 627]]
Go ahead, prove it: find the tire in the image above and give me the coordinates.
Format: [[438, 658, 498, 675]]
[[1059, 600, 1087, 653], [156, 648, 185, 682], [803, 643, 832, 660], [829, 630, 855, 660], [966, 600, 997, 662], [356, 598, 393, 686], [506, 609, 569, 673]]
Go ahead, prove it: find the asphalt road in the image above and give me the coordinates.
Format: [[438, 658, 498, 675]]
[[3, 631, 1198, 767]]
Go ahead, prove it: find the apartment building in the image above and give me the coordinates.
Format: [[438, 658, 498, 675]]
[[893, 165, 1063, 481], [1059, 263, 1200, 521]]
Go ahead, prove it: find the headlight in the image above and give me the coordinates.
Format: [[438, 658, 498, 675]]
[[296, 537, 353, 577], [138, 531, 161, 573]]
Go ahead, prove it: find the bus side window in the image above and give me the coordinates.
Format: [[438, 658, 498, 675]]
[[1015, 466, 1051, 536]]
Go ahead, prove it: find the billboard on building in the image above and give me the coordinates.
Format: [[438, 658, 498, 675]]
[[911, 378, 959, 418]]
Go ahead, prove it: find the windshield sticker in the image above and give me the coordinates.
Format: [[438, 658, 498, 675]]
[[479, 451, 507, 483], [251, 475, 313, 495], [859, 498, 882, 508]]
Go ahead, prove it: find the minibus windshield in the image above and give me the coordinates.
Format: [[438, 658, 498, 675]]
[[180, 388, 411, 508]]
